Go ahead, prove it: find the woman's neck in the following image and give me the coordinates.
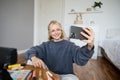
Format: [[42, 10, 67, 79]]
[[53, 38, 63, 42]]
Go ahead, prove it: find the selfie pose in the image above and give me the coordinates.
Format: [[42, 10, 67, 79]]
[[24, 20, 95, 80]]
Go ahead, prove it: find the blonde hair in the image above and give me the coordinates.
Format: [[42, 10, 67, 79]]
[[48, 20, 65, 40]]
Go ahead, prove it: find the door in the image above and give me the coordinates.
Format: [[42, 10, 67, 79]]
[[34, 0, 64, 45]]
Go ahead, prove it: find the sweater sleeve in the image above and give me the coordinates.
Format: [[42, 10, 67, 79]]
[[24, 43, 45, 60], [71, 44, 94, 66]]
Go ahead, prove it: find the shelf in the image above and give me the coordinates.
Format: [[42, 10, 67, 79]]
[[68, 11, 103, 25], [68, 11, 103, 14]]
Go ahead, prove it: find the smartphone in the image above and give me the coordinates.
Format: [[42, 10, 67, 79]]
[[69, 26, 88, 40]]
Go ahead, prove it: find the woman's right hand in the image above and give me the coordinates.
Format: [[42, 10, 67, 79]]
[[31, 56, 45, 69]]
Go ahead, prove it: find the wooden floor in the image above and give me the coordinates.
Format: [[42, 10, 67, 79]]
[[73, 57, 120, 80]]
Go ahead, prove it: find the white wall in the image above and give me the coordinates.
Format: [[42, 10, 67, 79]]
[[34, 0, 120, 58], [34, 0, 120, 43], [63, 0, 120, 57], [63, 0, 120, 41]]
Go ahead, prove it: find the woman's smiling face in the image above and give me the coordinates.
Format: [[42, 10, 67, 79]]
[[49, 24, 62, 41]]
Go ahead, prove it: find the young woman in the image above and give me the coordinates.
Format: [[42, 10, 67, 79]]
[[24, 20, 94, 80]]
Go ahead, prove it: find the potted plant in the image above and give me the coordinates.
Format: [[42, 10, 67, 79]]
[[92, 1, 103, 11]]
